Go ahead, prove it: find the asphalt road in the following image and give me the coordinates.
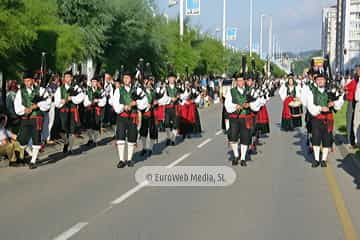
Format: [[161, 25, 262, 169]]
[[1, 96, 360, 240]]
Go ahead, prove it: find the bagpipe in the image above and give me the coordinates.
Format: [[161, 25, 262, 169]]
[[131, 58, 147, 101], [324, 55, 344, 104]]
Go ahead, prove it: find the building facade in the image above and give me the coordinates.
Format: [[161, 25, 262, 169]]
[[336, 0, 360, 74], [322, 6, 337, 75]]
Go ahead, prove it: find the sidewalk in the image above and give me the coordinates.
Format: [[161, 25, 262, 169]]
[[335, 133, 360, 171], [0, 127, 115, 169]]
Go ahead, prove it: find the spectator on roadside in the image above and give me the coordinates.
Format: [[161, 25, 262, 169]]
[[343, 71, 357, 146], [0, 114, 24, 166], [352, 67, 360, 146]]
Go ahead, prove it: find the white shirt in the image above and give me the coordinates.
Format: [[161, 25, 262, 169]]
[[83, 88, 107, 108], [224, 87, 261, 113], [112, 85, 148, 114], [307, 86, 344, 116], [14, 87, 51, 116], [54, 84, 84, 109]]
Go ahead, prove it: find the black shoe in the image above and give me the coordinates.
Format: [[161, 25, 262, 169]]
[[171, 141, 176, 146], [127, 161, 134, 167], [29, 163, 37, 170], [9, 162, 20, 167], [148, 150, 153, 157], [140, 149, 147, 156], [86, 140, 94, 146], [320, 161, 327, 168], [232, 158, 239, 166], [63, 144, 69, 153], [312, 161, 320, 168], [117, 161, 126, 168], [166, 139, 171, 146], [240, 160, 247, 167]]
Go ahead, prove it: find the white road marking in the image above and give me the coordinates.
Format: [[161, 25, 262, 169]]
[[166, 153, 191, 169], [111, 181, 149, 205], [216, 130, 223, 136], [197, 138, 212, 148], [53, 222, 88, 240]]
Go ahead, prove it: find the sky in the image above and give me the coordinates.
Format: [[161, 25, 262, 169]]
[[154, 0, 336, 53]]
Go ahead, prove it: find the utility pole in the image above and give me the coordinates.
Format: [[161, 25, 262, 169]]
[[249, 0, 253, 57]]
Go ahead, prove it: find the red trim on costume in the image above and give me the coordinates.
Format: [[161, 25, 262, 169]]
[[153, 105, 165, 124], [256, 106, 270, 124]]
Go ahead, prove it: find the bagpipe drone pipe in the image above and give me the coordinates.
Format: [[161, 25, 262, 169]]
[[323, 55, 344, 113]]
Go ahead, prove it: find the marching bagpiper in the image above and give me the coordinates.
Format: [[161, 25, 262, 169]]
[[307, 73, 344, 167], [14, 71, 51, 169], [139, 76, 159, 157], [164, 73, 180, 146], [225, 73, 263, 166], [112, 70, 148, 168], [83, 76, 107, 146], [54, 71, 85, 154]]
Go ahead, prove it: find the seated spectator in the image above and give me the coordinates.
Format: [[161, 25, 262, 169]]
[[0, 114, 24, 166]]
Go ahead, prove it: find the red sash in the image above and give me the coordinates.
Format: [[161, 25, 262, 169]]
[[86, 106, 103, 117], [228, 114, 253, 129], [22, 115, 43, 130], [282, 96, 294, 120], [60, 107, 80, 123], [315, 113, 334, 132], [119, 112, 139, 125]]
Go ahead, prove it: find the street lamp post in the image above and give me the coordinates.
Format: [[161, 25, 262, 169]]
[[268, 15, 272, 61], [260, 14, 265, 59], [223, 0, 227, 47], [267, 16, 272, 76], [180, 0, 184, 40], [249, 0, 253, 57]]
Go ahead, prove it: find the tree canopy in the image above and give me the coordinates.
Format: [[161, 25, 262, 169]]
[[0, 0, 285, 79]]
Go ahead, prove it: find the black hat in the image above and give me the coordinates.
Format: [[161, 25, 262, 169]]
[[314, 73, 327, 79], [123, 69, 132, 77], [23, 70, 34, 79], [91, 75, 100, 81], [246, 73, 254, 80], [167, 72, 177, 78], [234, 72, 244, 79], [64, 70, 73, 76]]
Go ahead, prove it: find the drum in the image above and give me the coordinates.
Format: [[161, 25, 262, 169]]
[[289, 100, 303, 117]]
